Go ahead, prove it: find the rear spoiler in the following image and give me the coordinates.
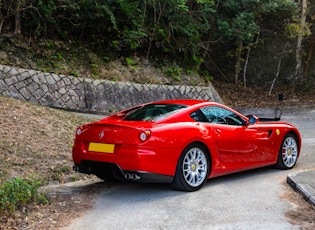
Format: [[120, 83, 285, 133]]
[[236, 107, 282, 121]]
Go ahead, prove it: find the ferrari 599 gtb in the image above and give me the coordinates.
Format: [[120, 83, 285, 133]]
[[72, 100, 301, 191]]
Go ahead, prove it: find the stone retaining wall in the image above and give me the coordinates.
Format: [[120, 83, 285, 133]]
[[0, 64, 222, 114]]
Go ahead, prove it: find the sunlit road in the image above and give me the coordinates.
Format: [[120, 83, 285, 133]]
[[64, 109, 315, 230]]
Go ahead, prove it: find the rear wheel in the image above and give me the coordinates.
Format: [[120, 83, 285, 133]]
[[172, 143, 209, 192], [275, 133, 299, 169]]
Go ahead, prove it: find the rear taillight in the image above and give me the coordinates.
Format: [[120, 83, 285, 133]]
[[76, 125, 90, 136], [139, 130, 151, 142], [76, 128, 82, 136]]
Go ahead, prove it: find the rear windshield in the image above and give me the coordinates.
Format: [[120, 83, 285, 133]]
[[124, 104, 187, 121]]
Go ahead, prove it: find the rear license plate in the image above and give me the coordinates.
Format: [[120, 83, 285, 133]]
[[88, 142, 115, 154]]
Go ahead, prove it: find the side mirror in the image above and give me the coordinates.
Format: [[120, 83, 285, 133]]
[[247, 115, 259, 125]]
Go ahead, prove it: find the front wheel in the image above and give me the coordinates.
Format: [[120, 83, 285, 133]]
[[275, 133, 299, 169], [172, 143, 210, 192]]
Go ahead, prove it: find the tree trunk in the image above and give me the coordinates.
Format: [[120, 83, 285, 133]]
[[304, 38, 315, 77], [234, 39, 243, 85], [243, 32, 260, 88], [295, 0, 308, 77], [269, 43, 288, 95], [146, 1, 166, 60], [14, 11, 22, 35], [0, 19, 4, 34]]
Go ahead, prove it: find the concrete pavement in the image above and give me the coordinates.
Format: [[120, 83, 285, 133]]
[[287, 170, 315, 205], [282, 107, 315, 206], [236, 106, 315, 206]]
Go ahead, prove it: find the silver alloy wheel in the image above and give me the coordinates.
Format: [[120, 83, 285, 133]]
[[182, 147, 208, 187], [281, 136, 298, 168]]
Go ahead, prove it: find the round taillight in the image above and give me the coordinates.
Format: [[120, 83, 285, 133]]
[[139, 130, 151, 142], [140, 132, 147, 141], [76, 128, 82, 135]]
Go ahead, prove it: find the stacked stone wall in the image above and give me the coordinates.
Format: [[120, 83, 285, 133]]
[[0, 64, 222, 114]]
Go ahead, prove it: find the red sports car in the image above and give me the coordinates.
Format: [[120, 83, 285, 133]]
[[72, 99, 301, 191]]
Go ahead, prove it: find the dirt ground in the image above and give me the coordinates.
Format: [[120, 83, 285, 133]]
[[281, 183, 315, 230], [0, 82, 314, 229], [0, 96, 97, 229]]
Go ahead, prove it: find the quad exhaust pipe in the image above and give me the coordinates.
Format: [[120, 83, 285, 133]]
[[73, 165, 80, 172], [124, 173, 141, 181], [73, 165, 141, 181]]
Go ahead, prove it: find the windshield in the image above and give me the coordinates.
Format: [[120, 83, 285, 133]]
[[124, 104, 187, 121]]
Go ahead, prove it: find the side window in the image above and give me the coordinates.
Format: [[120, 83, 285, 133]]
[[190, 109, 209, 122], [199, 106, 245, 126]]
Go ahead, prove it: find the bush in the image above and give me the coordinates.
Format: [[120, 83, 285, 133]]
[[0, 176, 48, 212]]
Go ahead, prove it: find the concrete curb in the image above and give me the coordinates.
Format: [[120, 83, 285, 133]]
[[287, 171, 315, 205]]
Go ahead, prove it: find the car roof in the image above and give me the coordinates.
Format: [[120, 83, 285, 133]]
[[150, 99, 210, 106]]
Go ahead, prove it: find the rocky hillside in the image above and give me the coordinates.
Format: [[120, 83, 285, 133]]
[[0, 37, 314, 229], [1, 36, 314, 110]]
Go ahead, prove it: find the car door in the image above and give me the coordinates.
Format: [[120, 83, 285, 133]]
[[198, 106, 269, 169]]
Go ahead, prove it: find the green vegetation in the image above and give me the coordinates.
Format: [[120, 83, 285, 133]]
[[125, 57, 139, 66], [165, 66, 182, 81], [0, 96, 95, 216], [0, 176, 48, 212], [0, 0, 314, 87]]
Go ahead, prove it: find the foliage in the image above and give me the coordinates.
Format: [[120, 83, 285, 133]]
[[0, 0, 308, 83], [214, 0, 298, 84], [165, 65, 183, 81], [0, 176, 48, 212], [286, 11, 311, 40], [217, 1, 251, 39], [125, 57, 139, 66], [216, 0, 298, 45]]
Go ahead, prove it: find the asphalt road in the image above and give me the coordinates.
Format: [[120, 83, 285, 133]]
[[64, 108, 315, 230]]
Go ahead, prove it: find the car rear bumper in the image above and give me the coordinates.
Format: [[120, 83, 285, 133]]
[[72, 141, 180, 176], [73, 160, 173, 183]]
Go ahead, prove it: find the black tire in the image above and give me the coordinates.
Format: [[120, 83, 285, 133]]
[[172, 143, 210, 192], [275, 133, 299, 170]]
